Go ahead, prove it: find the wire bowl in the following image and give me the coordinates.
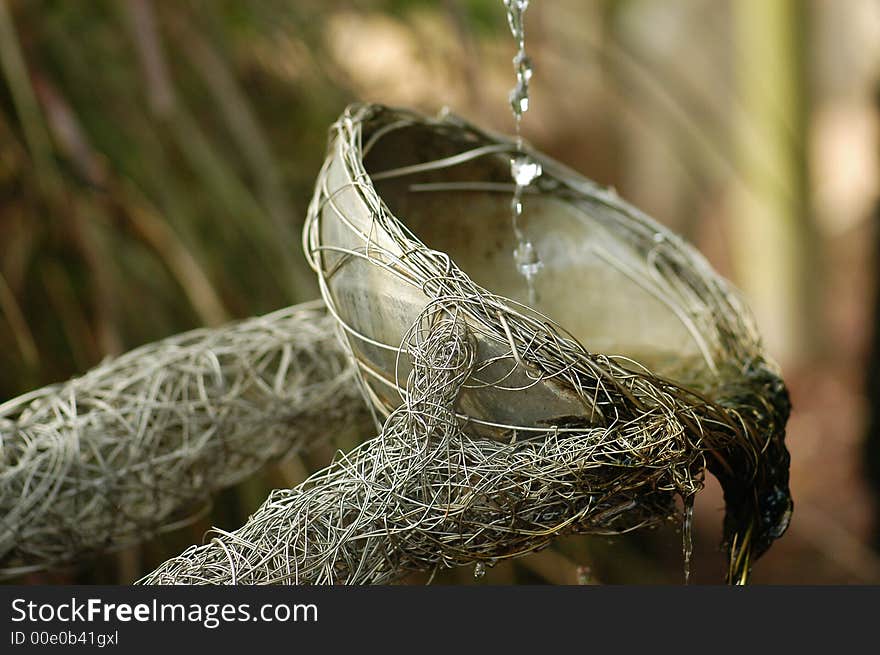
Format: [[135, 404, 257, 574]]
[[304, 103, 793, 581]]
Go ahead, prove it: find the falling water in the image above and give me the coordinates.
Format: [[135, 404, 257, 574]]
[[682, 494, 695, 584], [505, 0, 531, 132], [503, 0, 543, 304]]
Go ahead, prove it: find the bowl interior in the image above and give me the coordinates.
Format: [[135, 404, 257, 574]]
[[363, 122, 713, 384]]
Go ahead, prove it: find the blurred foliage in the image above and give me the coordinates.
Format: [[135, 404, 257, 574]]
[[2, 0, 340, 398]]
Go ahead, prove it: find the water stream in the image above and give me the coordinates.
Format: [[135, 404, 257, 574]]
[[682, 494, 694, 584], [503, 0, 543, 304]]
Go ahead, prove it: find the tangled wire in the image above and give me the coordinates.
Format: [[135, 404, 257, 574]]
[[139, 104, 793, 584], [141, 305, 681, 584], [0, 301, 369, 576]]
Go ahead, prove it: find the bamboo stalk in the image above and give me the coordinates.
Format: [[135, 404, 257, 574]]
[[732, 0, 820, 361]]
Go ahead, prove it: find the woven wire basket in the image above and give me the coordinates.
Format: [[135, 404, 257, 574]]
[[304, 103, 793, 582]]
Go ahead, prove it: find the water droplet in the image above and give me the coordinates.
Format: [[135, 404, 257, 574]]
[[515, 240, 543, 278], [509, 85, 529, 117], [473, 562, 486, 579], [654, 232, 666, 244], [514, 52, 533, 81], [510, 156, 542, 186], [503, 0, 529, 42], [511, 197, 523, 219], [682, 494, 695, 585]]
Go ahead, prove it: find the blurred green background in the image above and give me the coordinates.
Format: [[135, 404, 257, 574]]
[[2, 0, 880, 584]]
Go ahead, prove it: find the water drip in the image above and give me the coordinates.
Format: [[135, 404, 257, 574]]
[[682, 494, 695, 584]]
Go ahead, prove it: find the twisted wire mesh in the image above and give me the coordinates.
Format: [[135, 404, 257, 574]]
[[0, 301, 369, 576], [299, 105, 791, 582], [139, 305, 692, 585]]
